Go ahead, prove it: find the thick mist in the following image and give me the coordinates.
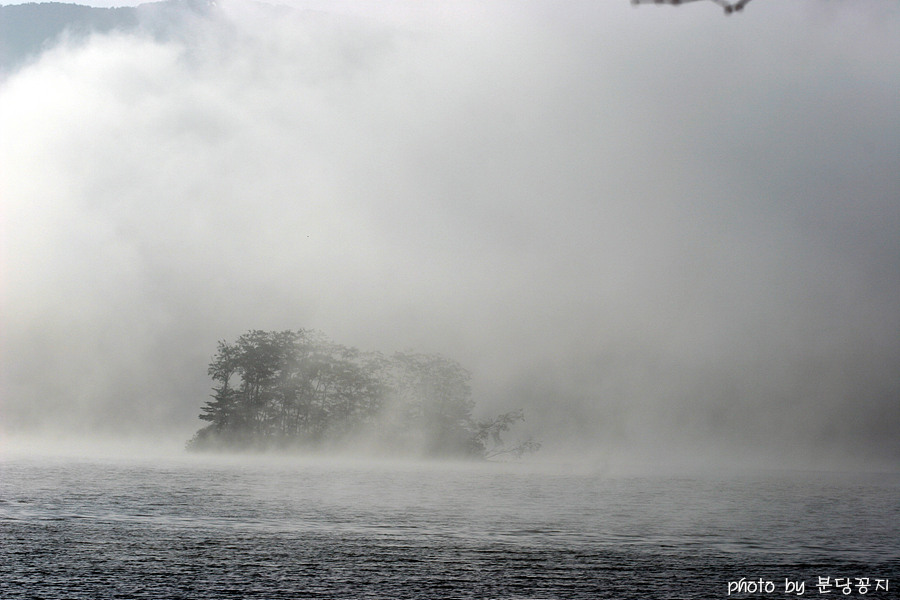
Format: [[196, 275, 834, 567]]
[[1, 0, 898, 469]]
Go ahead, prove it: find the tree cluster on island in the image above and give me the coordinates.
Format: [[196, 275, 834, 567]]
[[188, 330, 540, 459]]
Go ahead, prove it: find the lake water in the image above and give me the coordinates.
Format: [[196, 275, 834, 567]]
[[1, 453, 897, 599]]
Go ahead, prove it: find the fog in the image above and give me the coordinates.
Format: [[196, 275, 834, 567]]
[[1, 0, 898, 470]]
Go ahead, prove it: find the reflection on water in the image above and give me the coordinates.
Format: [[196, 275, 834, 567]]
[[1, 455, 898, 599]]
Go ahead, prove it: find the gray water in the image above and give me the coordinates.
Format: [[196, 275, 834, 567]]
[[1, 454, 897, 599]]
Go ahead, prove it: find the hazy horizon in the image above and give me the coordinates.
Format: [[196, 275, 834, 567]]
[[2, 0, 899, 471]]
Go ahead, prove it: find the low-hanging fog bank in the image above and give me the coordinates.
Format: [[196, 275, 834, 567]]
[[1, 0, 898, 470]]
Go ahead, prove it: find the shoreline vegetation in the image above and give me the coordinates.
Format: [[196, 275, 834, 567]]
[[188, 330, 539, 460]]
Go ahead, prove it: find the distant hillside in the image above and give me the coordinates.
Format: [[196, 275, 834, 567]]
[[0, 0, 217, 73]]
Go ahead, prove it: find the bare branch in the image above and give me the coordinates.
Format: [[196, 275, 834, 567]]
[[631, 0, 754, 15]]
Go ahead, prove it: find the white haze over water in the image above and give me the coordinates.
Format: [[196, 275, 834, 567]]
[[1, 0, 899, 470]]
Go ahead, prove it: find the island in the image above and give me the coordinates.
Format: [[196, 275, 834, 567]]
[[188, 329, 539, 459]]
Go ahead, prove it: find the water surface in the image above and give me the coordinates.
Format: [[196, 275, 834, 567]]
[[1, 455, 897, 598]]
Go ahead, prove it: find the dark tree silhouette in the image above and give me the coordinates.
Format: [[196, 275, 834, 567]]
[[188, 330, 539, 459]]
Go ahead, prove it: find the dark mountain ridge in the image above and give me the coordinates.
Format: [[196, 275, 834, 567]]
[[0, 0, 232, 73]]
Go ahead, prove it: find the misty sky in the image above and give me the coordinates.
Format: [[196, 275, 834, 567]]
[[2, 0, 898, 468]]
